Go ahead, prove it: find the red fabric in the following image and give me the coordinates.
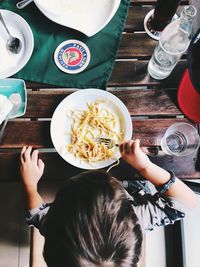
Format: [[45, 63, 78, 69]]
[[178, 69, 200, 122]]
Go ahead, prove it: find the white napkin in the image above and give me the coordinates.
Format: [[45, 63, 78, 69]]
[[0, 94, 13, 125]]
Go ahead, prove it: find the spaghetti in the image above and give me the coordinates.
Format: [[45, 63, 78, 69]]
[[67, 100, 123, 162]]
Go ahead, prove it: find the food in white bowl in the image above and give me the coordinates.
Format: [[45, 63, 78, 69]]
[[66, 99, 124, 163]]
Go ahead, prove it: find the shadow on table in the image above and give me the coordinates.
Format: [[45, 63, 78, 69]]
[[150, 149, 200, 179]]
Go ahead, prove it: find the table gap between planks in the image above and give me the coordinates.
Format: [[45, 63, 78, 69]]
[[0, 0, 200, 181]]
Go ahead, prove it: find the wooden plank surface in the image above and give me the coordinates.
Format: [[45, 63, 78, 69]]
[[125, 5, 186, 32], [24, 88, 181, 118], [25, 60, 187, 89], [125, 6, 152, 32], [109, 60, 187, 87], [118, 33, 157, 59], [126, 7, 176, 32], [0, 149, 199, 181], [118, 33, 185, 59], [119, 35, 187, 60], [0, 118, 193, 148], [1, 118, 199, 180]]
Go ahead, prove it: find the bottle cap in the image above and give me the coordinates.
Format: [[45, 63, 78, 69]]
[[182, 5, 197, 21], [178, 27, 200, 122], [54, 40, 90, 74]]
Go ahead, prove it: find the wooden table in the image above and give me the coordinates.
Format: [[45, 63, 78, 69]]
[[0, 0, 200, 181]]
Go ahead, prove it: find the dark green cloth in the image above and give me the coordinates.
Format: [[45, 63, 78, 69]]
[[1, 0, 130, 89]]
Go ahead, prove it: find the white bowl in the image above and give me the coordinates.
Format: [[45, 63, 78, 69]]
[[34, 0, 121, 37], [50, 89, 132, 170], [0, 9, 34, 79]]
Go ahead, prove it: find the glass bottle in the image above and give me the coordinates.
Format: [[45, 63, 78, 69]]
[[148, 5, 197, 80]]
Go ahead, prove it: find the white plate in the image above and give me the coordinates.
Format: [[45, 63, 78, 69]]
[[34, 0, 121, 37], [50, 89, 133, 170], [0, 9, 34, 79]]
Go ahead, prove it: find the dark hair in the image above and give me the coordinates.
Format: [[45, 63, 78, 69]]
[[43, 171, 143, 267]]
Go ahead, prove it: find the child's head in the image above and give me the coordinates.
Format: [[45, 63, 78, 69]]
[[43, 171, 143, 267]]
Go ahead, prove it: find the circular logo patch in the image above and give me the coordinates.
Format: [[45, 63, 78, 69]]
[[54, 40, 90, 74]]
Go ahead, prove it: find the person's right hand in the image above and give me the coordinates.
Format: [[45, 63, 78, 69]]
[[20, 146, 45, 192], [119, 139, 151, 171]]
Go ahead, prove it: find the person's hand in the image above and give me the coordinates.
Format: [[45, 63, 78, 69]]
[[119, 139, 151, 171], [20, 146, 45, 192]]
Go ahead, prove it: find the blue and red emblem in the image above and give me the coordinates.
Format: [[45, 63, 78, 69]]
[[54, 40, 90, 74]]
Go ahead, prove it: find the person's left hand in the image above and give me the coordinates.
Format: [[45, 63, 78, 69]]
[[20, 146, 45, 192]]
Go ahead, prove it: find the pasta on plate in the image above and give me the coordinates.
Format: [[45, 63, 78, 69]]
[[66, 100, 123, 163]]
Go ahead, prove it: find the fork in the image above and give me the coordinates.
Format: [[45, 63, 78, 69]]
[[93, 138, 119, 149], [93, 137, 161, 156]]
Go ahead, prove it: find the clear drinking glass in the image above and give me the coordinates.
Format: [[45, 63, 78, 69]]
[[160, 122, 200, 156]]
